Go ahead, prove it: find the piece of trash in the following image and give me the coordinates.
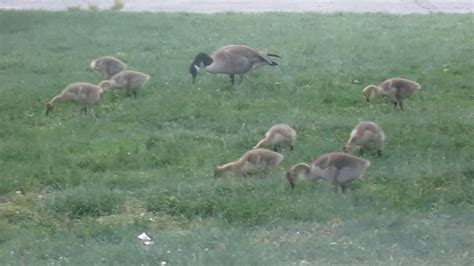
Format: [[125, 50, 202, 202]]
[[137, 232, 154, 245], [137, 232, 152, 241], [443, 68, 450, 72], [15, 191, 22, 195], [353, 80, 360, 84]]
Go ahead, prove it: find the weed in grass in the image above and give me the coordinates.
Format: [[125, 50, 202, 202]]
[[43, 185, 126, 218], [110, 0, 124, 11], [88, 5, 99, 12], [67, 6, 81, 11]]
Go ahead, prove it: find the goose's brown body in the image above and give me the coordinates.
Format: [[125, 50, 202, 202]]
[[190, 45, 280, 84]]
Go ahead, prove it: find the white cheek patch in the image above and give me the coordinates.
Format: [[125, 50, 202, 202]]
[[90, 61, 96, 69]]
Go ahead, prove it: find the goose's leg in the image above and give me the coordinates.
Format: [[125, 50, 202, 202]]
[[133, 90, 137, 98], [237, 74, 245, 85], [229, 74, 235, 85], [341, 184, 347, 194], [331, 169, 341, 193], [398, 100, 404, 111], [393, 101, 398, 109]]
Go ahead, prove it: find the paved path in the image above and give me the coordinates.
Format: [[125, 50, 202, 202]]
[[0, 0, 472, 14]]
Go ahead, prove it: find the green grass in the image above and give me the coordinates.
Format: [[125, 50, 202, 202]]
[[0, 10, 473, 265]]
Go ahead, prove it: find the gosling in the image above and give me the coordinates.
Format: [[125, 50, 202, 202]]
[[343, 121, 385, 156], [214, 148, 284, 177], [286, 152, 370, 193], [189, 44, 280, 85], [46, 82, 106, 115], [90, 56, 127, 79], [362, 78, 421, 111], [99, 70, 150, 97], [253, 124, 297, 152]]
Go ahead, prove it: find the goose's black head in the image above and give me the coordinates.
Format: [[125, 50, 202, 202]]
[[189, 53, 213, 83]]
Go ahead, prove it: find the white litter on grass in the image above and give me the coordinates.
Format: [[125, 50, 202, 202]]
[[137, 232, 154, 245]]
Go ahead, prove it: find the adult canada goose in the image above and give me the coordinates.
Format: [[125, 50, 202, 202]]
[[99, 70, 150, 97], [253, 124, 297, 152], [214, 148, 284, 177], [286, 152, 371, 193], [343, 121, 385, 156], [46, 82, 106, 115], [189, 45, 281, 85], [90, 56, 127, 79], [362, 78, 421, 111]]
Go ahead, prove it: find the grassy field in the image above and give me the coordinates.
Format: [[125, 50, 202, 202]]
[[0, 10, 473, 265]]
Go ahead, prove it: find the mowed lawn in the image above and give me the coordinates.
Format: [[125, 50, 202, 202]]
[[0, 10, 473, 265]]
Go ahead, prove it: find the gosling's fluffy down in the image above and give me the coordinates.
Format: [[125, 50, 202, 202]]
[[189, 44, 280, 85], [90, 56, 127, 79], [253, 124, 297, 152], [99, 70, 150, 97], [286, 152, 370, 193], [46, 82, 105, 115], [214, 148, 284, 177], [343, 121, 385, 156], [362, 78, 421, 111]]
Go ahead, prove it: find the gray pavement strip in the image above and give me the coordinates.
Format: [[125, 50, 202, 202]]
[[0, 0, 472, 13]]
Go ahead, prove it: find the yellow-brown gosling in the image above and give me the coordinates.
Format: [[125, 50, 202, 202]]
[[99, 70, 150, 97], [90, 56, 127, 79], [362, 78, 421, 111], [343, 121, 385, 156], [253, 124, 296, 152], [286, 152, 371, 193], [46, 82, 106, 115], [214, 148, 284, 177]]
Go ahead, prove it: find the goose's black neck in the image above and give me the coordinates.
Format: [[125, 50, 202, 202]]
[[189, 52, 213, 82]]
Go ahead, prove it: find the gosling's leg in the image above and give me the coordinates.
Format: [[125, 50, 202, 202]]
[[133, 90, 137, 98], [393, 101, 398, 109], [229, 74, 235, 85], [399, 101, 404, 111], [80, 106, 88, 115]]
